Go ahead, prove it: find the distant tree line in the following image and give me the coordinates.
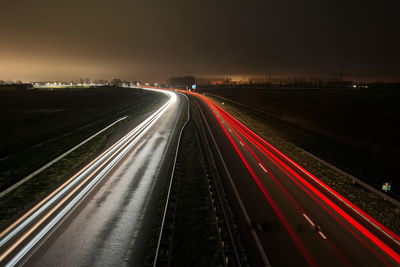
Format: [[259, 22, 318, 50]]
[[71, 78, 132, 86], [196, 76, 400, 89]]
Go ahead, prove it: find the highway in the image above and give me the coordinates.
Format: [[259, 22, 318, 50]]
[[1, 86, 399, 267], [190, 92, 400, 266], [0, 88, 187, 266]]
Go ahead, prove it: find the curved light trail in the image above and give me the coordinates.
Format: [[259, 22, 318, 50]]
[[0, 89, 177, 266]]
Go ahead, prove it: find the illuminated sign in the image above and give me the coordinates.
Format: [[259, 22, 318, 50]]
[[382, 182, 391, 192]]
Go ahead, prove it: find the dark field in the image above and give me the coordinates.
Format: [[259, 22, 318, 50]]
[[200, 87, 400, 197], [0, 87, 162, 191]]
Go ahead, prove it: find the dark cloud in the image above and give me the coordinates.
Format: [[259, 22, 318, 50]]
[[0, 0, 399, 81]]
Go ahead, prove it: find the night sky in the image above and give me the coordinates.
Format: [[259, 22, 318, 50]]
[[1, 0, 399, 82]]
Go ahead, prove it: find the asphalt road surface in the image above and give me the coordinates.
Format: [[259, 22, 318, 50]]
[[1, 86, 399, 267], [191, 92, 400, 267], [0, 88, 188, 267]]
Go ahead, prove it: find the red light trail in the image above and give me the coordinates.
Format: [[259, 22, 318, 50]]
[[201, 94, 400, 264], [139, 87, 400, 264]]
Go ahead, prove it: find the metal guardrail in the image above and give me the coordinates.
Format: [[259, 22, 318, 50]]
[[205, 93, 400, 207], [192, 119, 228, 266], [153, 94, 246, 266], [153, 94, 190, 266], [0, 93, 177, 266], [196, 97, 272, 266], [300, 149, 400, 208], [193, 101, 246, 266]]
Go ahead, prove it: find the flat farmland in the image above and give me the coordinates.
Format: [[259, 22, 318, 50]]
[[201, 87, 400, 197], [0, 87, 165, 191]]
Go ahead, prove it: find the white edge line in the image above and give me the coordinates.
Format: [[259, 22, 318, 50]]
[[197, 100, 272, 267], [226, 110, 400, 246], [1, 92, 173, 244], [0, 116, 128, 198], [153, 92, 189, 267], [4, 88, 176, 266]]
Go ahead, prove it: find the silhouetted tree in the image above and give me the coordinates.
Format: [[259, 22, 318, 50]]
[[111, 78, 123, 87]]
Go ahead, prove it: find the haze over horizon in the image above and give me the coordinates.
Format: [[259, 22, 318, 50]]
[[1, 0, 399, 82]]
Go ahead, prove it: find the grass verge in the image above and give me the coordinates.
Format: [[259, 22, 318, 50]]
[[207, 95, 400, 234], [0, 87, 158, 191], [0, 93, 167, 228]]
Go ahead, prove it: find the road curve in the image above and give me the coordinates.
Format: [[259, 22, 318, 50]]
[[0, 88, 187, 267], [188, 91, 400, 266]]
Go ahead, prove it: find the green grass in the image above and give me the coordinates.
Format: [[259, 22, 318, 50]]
[[0, 126, 115, 226], [202, 88, 400, 196], [0, 92, 168, 228], [0, 87, 159, 190], [207, 95, 400, 235]]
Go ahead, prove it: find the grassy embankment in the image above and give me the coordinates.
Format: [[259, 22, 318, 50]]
[[0, 87, 167, 227], [205, 90, 400, 234], [202, 88, 400, 194], [0, 87, 160, 190]]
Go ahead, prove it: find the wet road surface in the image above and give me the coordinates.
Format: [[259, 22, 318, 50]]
[[1, 89, 188, 266]]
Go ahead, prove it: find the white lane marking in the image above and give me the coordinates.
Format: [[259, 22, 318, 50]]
[[239, 141, 244, 147], [154, 92, 189, 266], [0, 94, 175, 246], [215, 100, 400, 247], [258, 163, 268, 174], [266, 142, 400, 246], [318, 231, 328, 240], [302, 213, 316, 227], [1, 90, 177, 265], [198, 105, 272, 267]]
